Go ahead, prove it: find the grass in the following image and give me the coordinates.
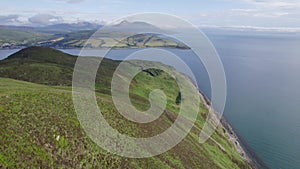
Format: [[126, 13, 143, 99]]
[[0, 29, 50, 44], [0, 47, 250, 168], [53, 32, 190, 49]]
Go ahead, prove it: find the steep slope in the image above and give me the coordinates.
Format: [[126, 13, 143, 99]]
[[0, 29, 50, 47], [0, 47, 251, 168]]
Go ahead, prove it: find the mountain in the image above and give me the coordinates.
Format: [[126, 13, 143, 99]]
[[0, 25, 35, 31], [106, 20, 164, 33], [37, 22, 103, 33], [0, 22, 103, 33], [0, 47, 253, 168]]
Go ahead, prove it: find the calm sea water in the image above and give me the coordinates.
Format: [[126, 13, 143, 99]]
[[1, 32, 300, 169], [208, 32, 300, 169]]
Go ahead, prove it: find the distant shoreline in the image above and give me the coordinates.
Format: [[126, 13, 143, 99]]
[[220, 117, 269, 169], [0, 45, 190, 50], [196, 88, 268, 169]]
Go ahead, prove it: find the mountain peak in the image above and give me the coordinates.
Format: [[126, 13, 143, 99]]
[[107, 20, 162, 33]]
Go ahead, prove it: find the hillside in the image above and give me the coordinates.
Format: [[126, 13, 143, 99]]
[[0, 29, 51, 47], [0, 21, 189, 49], [0, 47, 251, 168]]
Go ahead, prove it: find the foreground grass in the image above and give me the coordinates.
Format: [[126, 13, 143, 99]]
[[0, 77, 249, 169]]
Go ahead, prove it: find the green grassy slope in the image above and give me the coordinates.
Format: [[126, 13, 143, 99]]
[[0, 47, 250, 168], [0, 46, 76, 85], [54, 32, 189, 49], [0, 29, 50, 46]]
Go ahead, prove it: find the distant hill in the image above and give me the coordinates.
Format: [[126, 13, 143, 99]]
[[0, 29, 50, 47], [0, 22, 102, 33], [37, 22, 103, 33], [0, 25, 35, 31], [0, 21, 189, 49], [0, 46, 119, 86], [107, 20, 164, 33], [0, 47, 252, 168]]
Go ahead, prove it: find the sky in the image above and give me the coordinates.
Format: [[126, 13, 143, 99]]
[[0, 0, 299, 29]]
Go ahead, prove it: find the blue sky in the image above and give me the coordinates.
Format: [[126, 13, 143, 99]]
[[0, 0, 299, 29]]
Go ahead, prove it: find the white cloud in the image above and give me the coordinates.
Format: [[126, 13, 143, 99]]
[[230, 8, 290, 18], [201, 24, 300, 32], [242, 0, 300, 10], [189, 0, 300, 28]]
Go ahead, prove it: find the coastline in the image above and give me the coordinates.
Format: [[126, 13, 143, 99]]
[[222, 117, 270, 169], [198, 88, 269, 169], [0, 45, 190, 50], [220, 117, 269, 169]]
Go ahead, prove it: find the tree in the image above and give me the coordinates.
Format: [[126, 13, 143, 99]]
[[176, 92, 181, 105]]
